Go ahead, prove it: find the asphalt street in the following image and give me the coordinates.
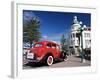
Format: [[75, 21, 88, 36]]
[[23, 55, 90, 69]]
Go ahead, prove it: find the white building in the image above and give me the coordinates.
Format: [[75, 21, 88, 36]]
[[70, 16, 91, 54]]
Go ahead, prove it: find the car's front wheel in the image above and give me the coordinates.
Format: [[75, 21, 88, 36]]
[[46, 55, 54, 66]]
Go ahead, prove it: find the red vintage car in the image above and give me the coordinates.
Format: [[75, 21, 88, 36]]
[[26, 41, 68, 66]]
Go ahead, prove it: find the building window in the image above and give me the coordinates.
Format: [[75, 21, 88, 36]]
[[85, 40, 91, 48], [84, 33, 90, 38], [73, 33, 75, 38], [73, 40, 75, 45], [84, 33, 86, 37], [88, 34, 90, 37], [77, 39, 79, 45], [71, 34, 72, 38]]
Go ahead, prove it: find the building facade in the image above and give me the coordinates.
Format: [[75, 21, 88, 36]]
[[70, 16, 91, 55]]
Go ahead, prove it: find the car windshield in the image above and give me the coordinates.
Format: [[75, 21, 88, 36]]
[[34, 43, 42, 47]]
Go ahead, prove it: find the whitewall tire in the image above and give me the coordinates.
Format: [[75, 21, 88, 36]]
[[46, 56, 53, 66]]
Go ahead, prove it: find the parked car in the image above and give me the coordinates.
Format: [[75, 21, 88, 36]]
[[26, 41, 68, 66]]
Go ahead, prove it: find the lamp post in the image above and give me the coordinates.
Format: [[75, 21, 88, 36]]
[[78, 23, 85, 63]]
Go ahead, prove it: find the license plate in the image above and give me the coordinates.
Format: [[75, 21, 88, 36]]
[[27, 53, 34, 59]]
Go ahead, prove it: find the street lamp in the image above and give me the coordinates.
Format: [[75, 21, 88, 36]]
[[80, 28, 85, 63], [77, 22, 86, 63], [78, 22, 85, 63]]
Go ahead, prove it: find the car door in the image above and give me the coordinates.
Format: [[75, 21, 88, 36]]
[[55, 45, 61, 58], [51, 44, 60, 58]]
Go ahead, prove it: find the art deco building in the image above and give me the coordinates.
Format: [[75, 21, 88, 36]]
[[70, 16, 91, 55]]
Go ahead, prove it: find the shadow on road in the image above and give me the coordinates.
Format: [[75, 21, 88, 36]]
[[23, 60, 63, 69], [24, 63, 46, 68]]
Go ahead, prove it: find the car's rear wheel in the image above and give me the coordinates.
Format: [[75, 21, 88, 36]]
[[46, 55, 53, 66]]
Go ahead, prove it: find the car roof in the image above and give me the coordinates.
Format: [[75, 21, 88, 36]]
[[35, 41, 60, 46]]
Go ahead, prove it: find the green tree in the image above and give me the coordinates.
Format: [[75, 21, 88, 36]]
[[23, 17, 41, 48], [61, 34, 68, 51]]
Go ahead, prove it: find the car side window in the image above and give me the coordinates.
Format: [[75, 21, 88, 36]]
[[34, 43, 42, 47], [56, 45, 60, 50], [46, 43, 51, 48], [52, 44, 56, 49]]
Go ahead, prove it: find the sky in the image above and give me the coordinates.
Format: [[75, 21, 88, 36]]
[[23, 10, 91, 44]]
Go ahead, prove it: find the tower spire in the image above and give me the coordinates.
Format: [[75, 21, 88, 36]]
[[73, 16, 78, 24]]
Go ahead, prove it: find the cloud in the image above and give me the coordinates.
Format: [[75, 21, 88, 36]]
[[42, 36, 48, 39], [23, 11, 36, 21], [42, 34, 62, 44]]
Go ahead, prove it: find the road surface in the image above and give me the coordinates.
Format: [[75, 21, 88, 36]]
[[23, 55, 90, 69]]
